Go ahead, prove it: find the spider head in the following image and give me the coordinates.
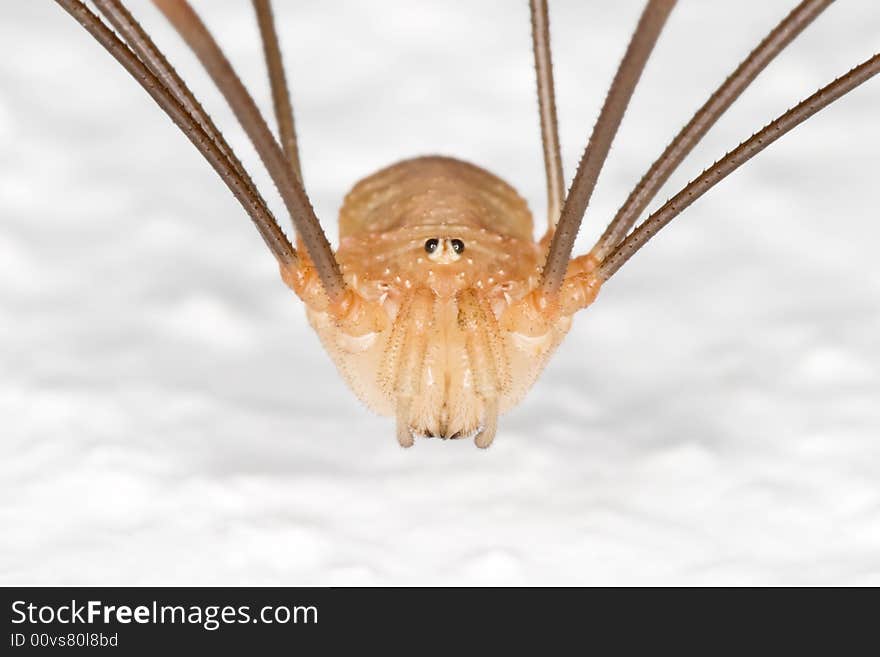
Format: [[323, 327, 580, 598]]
[[423, 237, 465, 264]]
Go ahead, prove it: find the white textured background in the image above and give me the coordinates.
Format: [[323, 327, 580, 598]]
[[1, 1, 878, 585]]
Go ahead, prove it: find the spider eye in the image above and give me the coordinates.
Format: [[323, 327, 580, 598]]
[[450, 239, 465, 254], [424, 238, 439, 253]]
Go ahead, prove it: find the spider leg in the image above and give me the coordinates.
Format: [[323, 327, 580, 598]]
[[91, 0, 251, 201], [589, 0, 833, 263], [152, 0, 345, 301], [530, 0, 564, 236], [540, 0, 675, 296], [598, 54, 880, 281], [252, 0, 303, 186], [54, 0, 296, 267]]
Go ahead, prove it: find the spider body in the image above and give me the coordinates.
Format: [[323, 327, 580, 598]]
[[301, 156, 574, 445]]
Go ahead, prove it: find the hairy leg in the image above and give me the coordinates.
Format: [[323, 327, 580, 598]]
[[540, 0, 675, 296], [530, 0, 565, 235], [252, 0, 303, 185], [153, 0, 345, 300], [93, 0, 246, 182], [598, 54, 880, 281], [54, 0, 296, 266], [589, 0, 833, 262]]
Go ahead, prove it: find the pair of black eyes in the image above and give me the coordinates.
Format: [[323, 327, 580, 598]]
[[424, 238, 465, 254]]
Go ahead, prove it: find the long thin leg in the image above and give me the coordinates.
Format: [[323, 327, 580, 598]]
[[91, 0, 249, 195], [152, 0, 345, 302], [589, 0, 833, 263], [597, 53, 880, 282], [530, 0, 564, 234], [540, 0, 675, 295], [54, 0, 297, 267], [252, 0, 303, 185]]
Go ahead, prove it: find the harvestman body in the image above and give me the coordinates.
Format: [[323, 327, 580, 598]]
[[53, 0, 878, 448]]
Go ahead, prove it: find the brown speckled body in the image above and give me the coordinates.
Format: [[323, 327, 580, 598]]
[[302, 156, 578, 444]]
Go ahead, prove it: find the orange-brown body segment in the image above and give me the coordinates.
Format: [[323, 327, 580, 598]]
[[285, 156, 600, 446]]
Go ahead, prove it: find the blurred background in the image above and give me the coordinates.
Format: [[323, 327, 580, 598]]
[[1, 0, 878, 585]]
